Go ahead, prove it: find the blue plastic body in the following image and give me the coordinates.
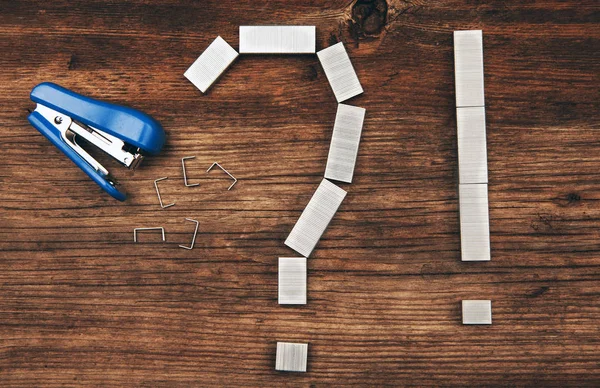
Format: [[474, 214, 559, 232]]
[[28, 82, 166, 201], [30, 82, 166, 154]]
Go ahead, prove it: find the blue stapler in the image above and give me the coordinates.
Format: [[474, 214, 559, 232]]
[[28, 82, 166, 201]]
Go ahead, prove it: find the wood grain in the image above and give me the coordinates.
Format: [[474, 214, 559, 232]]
[[1, 0, 599, 386]]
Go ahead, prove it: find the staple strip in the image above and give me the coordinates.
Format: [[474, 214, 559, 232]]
[[324, 104, 366, 183], [317, 42, 364, 103], [285, 179, 347, 258], [459, 184, 490, 262], [454, 30, 485, 108], [462, 300, 492, 324], [275, 342, 308, 372], [239, 26, 316, 54], [457, 106, 488, 184], [184, 36, 239, 93], [278, 257, 307, 305]]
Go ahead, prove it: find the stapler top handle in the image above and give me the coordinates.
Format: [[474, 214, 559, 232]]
[[30, 82, 166, 154]]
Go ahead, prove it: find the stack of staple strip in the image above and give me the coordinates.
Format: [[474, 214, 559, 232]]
[[454, 30, 490, 263], [183, 26, 366, 372]]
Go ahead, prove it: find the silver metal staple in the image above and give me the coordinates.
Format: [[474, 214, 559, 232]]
[[206, 162, 237, 190], [154, 177, 175, 209], [179, 218, 199, 250], [181, 156, 200, 187], [133, 227, 166, 243]]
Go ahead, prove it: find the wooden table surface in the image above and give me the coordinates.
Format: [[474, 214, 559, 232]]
[[1, 0, 599, 386]]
